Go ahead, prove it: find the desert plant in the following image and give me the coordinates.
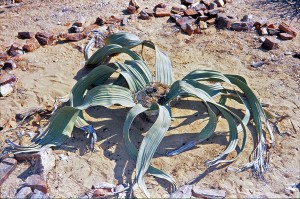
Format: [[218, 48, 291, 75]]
[[3, 32, 274, 198]]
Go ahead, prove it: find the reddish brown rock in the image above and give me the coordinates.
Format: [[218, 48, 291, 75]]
[[216, 15, 232, 29], [181, 23, 194, 35], [155, 8, 170, 17], [208, 9, 219, 17], [155, 3, 166, 9], [95, 16, 104, 26], [267, 28, 280, 36], [0, 73, 16, 86], [73, 17, 85, 27], [176, 16, 195, 26], [231, 22, 251, 31], [18, 32, 34, 39], [198, 15, 209, 21], [64, 33, 86, 41], [144, 8, 155, 17], [23, 38, 40, 52], [139, 10, 151, 20], [279, 33, 294, 40], [82, 24, 99, 35], [26, 174, 48, 193], [279, 22, 297, 37], [184, 8, 198, 16], [0, 158, 17, 186], [192, 187, 226, 198], [206, 18, 216, 25], [127, 5, 137, 14], [7, 43, 24, 56], [35, 32, 55, 45], [171, 4, 187, 14], [129, 0, 139, 9], [181, 0, 193, 6], [262, 38, 278, 50]]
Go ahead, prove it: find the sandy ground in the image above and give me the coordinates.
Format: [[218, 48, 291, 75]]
[[0, 0, 299, 198]]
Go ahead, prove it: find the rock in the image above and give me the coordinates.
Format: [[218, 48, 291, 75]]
[[184, 8, 198, 16], [262, 38, 278, 50], [127, 5, 137, 14], [241, 14, 253, 22], [129, 0, 139, 9], [18, 32, 34, 39], [26, 174, 48, 193], [95, 16, 104, 26], [202, 0, 212, 6], [105, 15, 123, 24], [192, 187, 226, 198], [0, 158, 17, 186], [279, 33, 294, 40], [199, 21, 208, 29], [0, 52, 9, 61], [194, 3, 207, 11], [251, 61, 265, 68], [35, 32, 55, 45], [198, 15, 209, 21], [155, 3, 166, 9], [68, 25, 81, 33], [231, 22, 251, 31], [215, 0, 225, 7], [171, 4, 187, 14], [0, 84, 13, 96], [144, 8, 155, 17], [7, 43, 24, 56], [15, 147, 55, 178], [15, 187, 33, 198], [3, 60, 17, 70], [295, 52, 300, 59], [181, 0, 194, 6], [155, 8, 171, 17], [30, 189, 50, 199], [170, 14, 182, 22], [279, 22, 297, 37], [267, 28, 280, 36], [181, 23, 194, 35], [23, 38, 40, 52], [176, 16, 195, 26], [170, 185, 192, 198], [121, 17, 128, 26], [73, 16, 85, 27], [128, 0, 139, 14], [209, 2, 218, 10], [0, 73, 16, 86], [139, 10, 151, 20], [64, 33, 85, 41], [206, 18, 216, 25], [260, 27, 268, 35], [216, 15, 232, 29], [208, 9, 219, 17]]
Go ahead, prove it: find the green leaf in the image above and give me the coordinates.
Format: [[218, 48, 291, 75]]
[[11, 107, 79, 154], [105, 32, 142, 48], [123, 104, 176, 196], [70, 65, 116, 107], [182, 70, 232, 84], [86, 44, 142, 68], [76, 85, 136, 110], [135, 104, 172, 198]]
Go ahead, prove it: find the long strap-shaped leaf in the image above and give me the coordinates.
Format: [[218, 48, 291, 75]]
[[123, 104, 176, 196], [76, 85, 136, 110], [102, 32, 174, 86], [134, 103, 172, 198], [86, 44, 142, 67], [70, 65, 116, 107], [182, 70, 232, 84], [164, 80, 218, 156], [9, 107, 79, 154]]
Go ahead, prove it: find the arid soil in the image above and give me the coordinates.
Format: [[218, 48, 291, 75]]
[[0, 0, 299, 198]]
